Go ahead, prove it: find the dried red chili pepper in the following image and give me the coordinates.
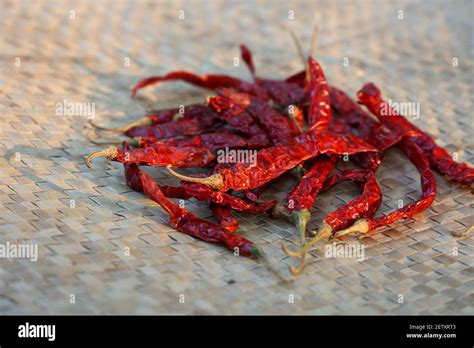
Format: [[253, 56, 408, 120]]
[[159, 182, 276, 214], [167, 130, 377, 192], [137, 131, 248, 152], [284, 169, 382, 275], [207, 94, 269, 138], [122, 143, 144, 192], [86, 144, 216, 168], [216, 88, 299, 142], [284, 155, 337, 234], [274, 56, 333, 243], [240, 44, 305, 108], [210, 203, 239, 233], [288, 105, 437, 258], [334, 141, 436, 238], [131, 70, 269, 101], [329, 86, 408, 171], [139, 172, 260, 257], [125, 112, 218, 139], [246, 133, 272, 149], [357, 83, 474, 187], [305, 57, 332, 130]]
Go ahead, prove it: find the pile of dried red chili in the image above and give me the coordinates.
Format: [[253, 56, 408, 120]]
[[86, 39, 473, 277]]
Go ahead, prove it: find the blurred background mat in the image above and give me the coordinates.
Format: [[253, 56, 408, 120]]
[[0, 0, 472, 314]]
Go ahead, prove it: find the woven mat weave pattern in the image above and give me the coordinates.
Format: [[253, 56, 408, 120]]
[[0, 0, 473, 314]]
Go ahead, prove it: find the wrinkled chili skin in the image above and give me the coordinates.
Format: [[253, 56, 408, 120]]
[[131, 70, 269, 101], [364, 141, 437, 231], [323, 170, 382, 231], [217, 88, 299, 142], [306, 58, 332, 130], [208, 94, 268, 138], [257, 79, 305, 108], [140, 131, 248, 152], [210, 203, 239, 233], [322, 169, 372, 192], [327, 86, 438, 234], [286, 156, 337, 211], [122, 142, 143, 192], [125, 113, 218, 139], [114, 145, 216, 167], [160, 182, 276, 213], [145, 104, 213, 125], [218, 130, 377, 191], [239, 44, 305, 107], [358, 83, 474, 186], [146, 109, 177, 125], [139, 172, 255, 256]]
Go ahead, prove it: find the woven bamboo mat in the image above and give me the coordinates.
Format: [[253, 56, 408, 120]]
[[0, 0, 473, 314]]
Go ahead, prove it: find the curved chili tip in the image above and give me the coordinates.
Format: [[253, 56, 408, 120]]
[[85, 147, 119, 168], [88, 117, 152, 133], [333, 219, 370, 239], [166, 165, 224, 190]]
